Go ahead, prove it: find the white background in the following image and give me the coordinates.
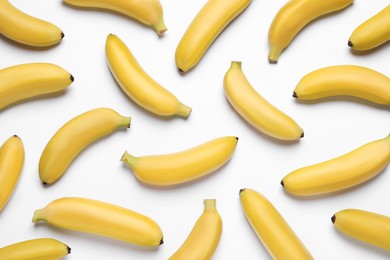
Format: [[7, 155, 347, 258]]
[[0, 0, 389, 259]]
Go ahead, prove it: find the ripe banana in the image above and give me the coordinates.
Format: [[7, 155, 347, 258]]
[[0, 135, 24, 212], [32, 197, 164, 246], [63, 0, 167, 36], [106, 34, 191, 118], [0, 63, 73, 110], [293, 65, 390, 105], [0, 0, 63, 47], [348, 4, 390, 51], [282, 133, 390, 196], [0, 238, 70, 260], [268, 0, 353, 63], [121, 136, 238, 186], [240, 188, 313, 259], [169, 199, 222, 260], [175, 0, 252, 72], [224, 61, 304, 141], [332, 209, 390, 250], [39, 108, 131, 185]]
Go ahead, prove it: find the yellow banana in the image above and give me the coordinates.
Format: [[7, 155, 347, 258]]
[[121, 136, 238, 186], [240, 188, 313, 259], [348, 4, 390, 51], [106, 34, 191, 118], [332, 209, 390, 250], [32, 197, 164, 247], [39, 108, 131, 185], [169, 199, 222, 260], [0, 63, 73, 110], [282, 133, 390, 196], [268, 0, 353, 63], [224, 61, 303, 141], [0, 238, 70, 260], [0, 0, 63, 47], [0, 135, 24, 212], [175, 0, 252, 72], [63, 0, 167, 36]]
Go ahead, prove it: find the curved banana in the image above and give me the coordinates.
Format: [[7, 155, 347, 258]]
[[63, 0, 167, 36], [282, 133, 390, 196], [39, 108, 131, 185], [348, 4, 390, 51], [224, 61, 303, 141], [332, 209, 390, 250], [175, 0, 252, 72], [0, 135, 24, 212], [169, 199, 222, 260], [268, 0, 353, 63], [0, 238, 70, 260], [0, 0, 63, 47], [121, 136, 238, 186], [106, 34, 191, 118], [32, 197, 163, 247], [240, 188, 313, 259], [0, 63, 73, 110], [293, 65, 390, 105]]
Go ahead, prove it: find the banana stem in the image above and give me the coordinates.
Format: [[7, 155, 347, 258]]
[[204, 199, 217, 211], [153, 20, 167, 37], [176, 104, 192, 118], [121, 151, 137, 169], [32, 209, 44, 223], [268, 46, 282, 64], [120, 116, 132, 128]]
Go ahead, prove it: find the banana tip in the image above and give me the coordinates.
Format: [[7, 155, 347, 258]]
[[239, 188, 245, 195], [268, 59, 278, 64], [159, 238, 164, 245], [293, 92, 298, 98], [348, 41, 353, 47], [67, 246, 71, 254], [42, 181, 49, 186], [61, 32, 65, 39], [300, 132, 304, 138], [280, 180, 284, 187], [331, 215, 336, 224], [70, 74, 74, 82]]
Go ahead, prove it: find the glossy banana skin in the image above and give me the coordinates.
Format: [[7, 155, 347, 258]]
[[224, 61, 303, 141], [121, 136, 238, 186], [169, 199, 222, 260], [282, 134, 390, 196], [240, 188, 313, 259], [333, 209, 390, 250], [0, 0, 63, 47], [268, 0, 353, 63], [32, 197, 164, 247], [175, 0, 252, 72]]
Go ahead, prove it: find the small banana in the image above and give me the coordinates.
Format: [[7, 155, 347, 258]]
[[348, 4, 390, 51], [268, 0, 353, 63], [282, 133, 390, 196], [39, 108, 131, 185], [0, 63, 73, 110], [32, 197, 163, 247], [63, 0, 167, 36], [0, 135, 24, 212], [224, 61, 303, 141], [121, 136, 238, 186], [0, 238, 70, 260], [0, 0, 63, 47], [293, 65, 390, 105], [175, 0, 252, 72], [240, 188, 313, 259], [169, 199, 222, 260], [106, 34, 191, 118]]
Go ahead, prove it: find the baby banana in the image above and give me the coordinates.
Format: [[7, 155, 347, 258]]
[[121, 136, 238, 186], [106, 34, 191, 118], [175, 0, 252, 72], [224, 61, 303, 141], [268, 0, 353, 63], [0, 0, 63, 47], [0, 135, 24, 212], [0, 63, 73, 110], [32, 197, 164, 247], [349, 4, 390, 51], [0, 238, 70, 260], [282, 133, 390, 196], [39, 108, 131, 185], [169, 199, 222, 260], [293, 65, 390, 105], [332, 209, 390, 250], [63, 0, 167, 36], [240, 188, 313, 259]]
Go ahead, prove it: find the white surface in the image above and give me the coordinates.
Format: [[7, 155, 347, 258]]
[[0, 0, 389, 259]]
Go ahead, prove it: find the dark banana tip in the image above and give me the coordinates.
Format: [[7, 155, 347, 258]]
[[61, 32, 65, 39], [300, 132, 304, 138], [348, 41, 353, 47], [268, 59, 278, 64], [67, 246, 71, 254], [159, 238, 164, 245], [331, 215, 336, 224], [42, 181, 49, 186], [239, 188, 245, 195], [13, 134, 19, 138], [292, 91, 298, 98], [280, 180, 284, 187], [70, 74, 74, 82], [235, 136, 239, 141]]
